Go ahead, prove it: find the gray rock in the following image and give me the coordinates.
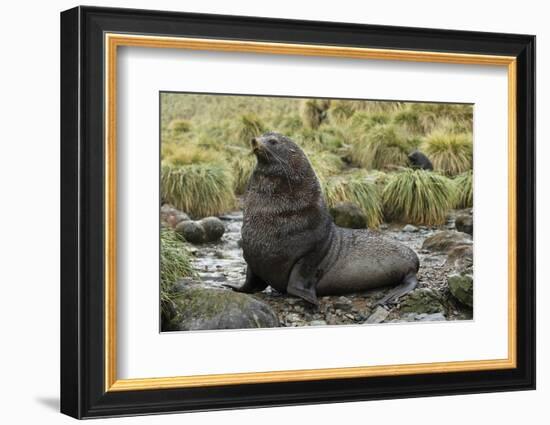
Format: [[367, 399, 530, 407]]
[[379, 223, 389, 230], [329, 202, 367, 229], [163, 286, 279, 331], [333, 296, 353, 311], [447, 245, 473, 274], [402, 224, 418, 232], [422, 230, 472, 253], [198, 217, 225, 242], [455, 213, 473, 235], [448, 273, 473, 307], [161, 204, 190, 228], [416, 312, 446, 322], [309, 320, 328, 326], [400, 288, 446, 314], [175, 220, 206, 244], [366, 306, 389, 324]]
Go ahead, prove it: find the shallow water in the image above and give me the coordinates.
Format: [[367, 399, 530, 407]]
[[187, 210, 471, 326]]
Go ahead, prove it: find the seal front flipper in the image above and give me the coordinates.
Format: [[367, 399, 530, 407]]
[[286, 257, 320, 306], [224, 267, 268, 293], [376, 272, 418, 306]]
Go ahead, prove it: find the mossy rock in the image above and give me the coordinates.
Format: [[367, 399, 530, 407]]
[[448, 273, 473, 308], [399, 288, 446, 314], [162, 286, 279, 331], [422, 230, 472, 253], [329, 202, 368, 229]]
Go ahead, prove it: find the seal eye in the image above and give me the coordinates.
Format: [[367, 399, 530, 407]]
[[268, 139, 278, 145]]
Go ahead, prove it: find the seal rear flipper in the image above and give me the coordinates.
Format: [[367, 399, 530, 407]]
[[224, 266, 268, 293], [287, 258, 320, 306], [376, 272, 418, 306]]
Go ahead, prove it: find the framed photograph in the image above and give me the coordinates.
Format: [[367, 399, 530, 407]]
[[60, 6, 535, 419]]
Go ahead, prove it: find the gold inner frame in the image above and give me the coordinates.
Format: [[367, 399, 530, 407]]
[[104, 33, 518, 392]]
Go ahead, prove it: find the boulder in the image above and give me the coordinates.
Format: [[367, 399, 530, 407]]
[[160, 204, 190, 228], [175, 220, 206, 244], [162, 285, 279, 331], [399, 288, 446, 314], [402, 224, 418, 232], [455, 213, 473, 235], [422, 230, 472, 253], [365, 306, 390, 324], [198, 217, 225, 242], [448, 273, 473, 307], [329, 202, 367, 229], [175, 217, 225, 244], [447, 245, 473, 274]]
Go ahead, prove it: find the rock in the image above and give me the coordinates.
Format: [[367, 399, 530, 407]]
[[448, 273, 473, 307], [402, 224, 418, 232], [455, 213, 473, 235], [447, 245, 473, 274], [329, 202, 367, 229], [161, 204, 190, 228], [379, 223, 389, 230], [309, 320, 328, 326], [199, 217, 225, 242], [333, 296, 353, 311], [422, 230, 472, 253], [365, 306, 389, 324], [175, 220, 206, 244], [163, 285, 279, 331], [400, 288, 446, 314], [412, 312, 446, 322]]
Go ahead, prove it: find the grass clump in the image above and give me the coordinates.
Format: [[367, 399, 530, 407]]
[[422, 131, 473, 176], [454, 170, 473, 208], [382, 169, 456, 225], [169, 119, 192, 134], [162, 144, 223, 166], [231, 153, 257, 194], [302, 99, 329, 129], [307, 151, 344, 182], [238, 114, 266, 143], [160, 227, 196, 305], [161, 164, 235, 218], [351, 112, 390, 132], [323, 171, 383, 227], [351, 124, 415, 170], [329, 100, 355, 124]]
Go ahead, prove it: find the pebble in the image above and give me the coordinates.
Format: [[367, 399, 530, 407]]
[[309, 320, 328, 326], [403, 224, 418, 232], [365, 306, 389, 324]]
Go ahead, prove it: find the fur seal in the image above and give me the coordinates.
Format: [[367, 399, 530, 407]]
[[408, 150, 434, 170], [228, 132, 419, 306]]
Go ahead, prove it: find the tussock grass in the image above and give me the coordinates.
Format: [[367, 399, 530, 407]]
[[351, 124, 415, 170], [307, 151, 344, 182], [329, 100, 355, 124], [162, 144, 223, 166], [231, 153, 257, 194], [302, 99, 328, 129], [454, 170, 473, 208], [160, 227, 196, 307], [238, 114, 266, 143], [323, 171, 383, 227], [382, 169, 456, 225], [351, 112, 390, 132], [169, 119, 192, 134], [161, 164, 235, 218], [422, 131, 473, 176]]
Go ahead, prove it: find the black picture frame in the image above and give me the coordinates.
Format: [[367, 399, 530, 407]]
[[60, 5, 536, 419]]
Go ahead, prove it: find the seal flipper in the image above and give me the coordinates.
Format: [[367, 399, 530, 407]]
[[224, 266, 268, 293], [286, 257, 320, 306], [376, 272, 418, 306]]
